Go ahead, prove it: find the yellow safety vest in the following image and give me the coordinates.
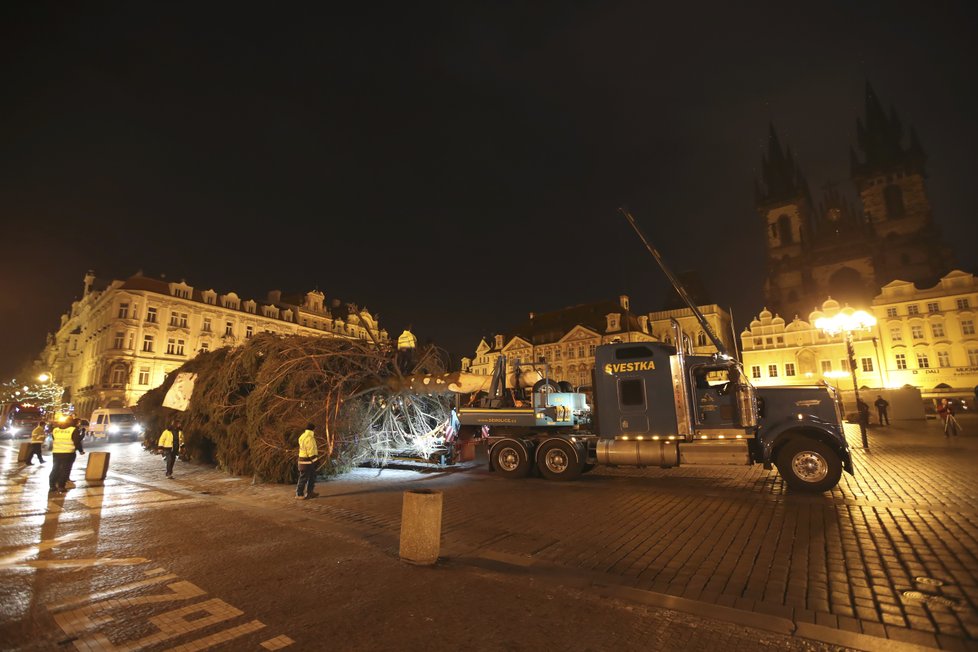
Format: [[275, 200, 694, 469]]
[[31, 426, 47, 444], [158, 429, 183, 448], [298, 429, 317, 466], [52, 427, 76, 454]]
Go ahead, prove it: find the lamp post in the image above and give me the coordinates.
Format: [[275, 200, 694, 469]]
[[815, 308, 877, 449]]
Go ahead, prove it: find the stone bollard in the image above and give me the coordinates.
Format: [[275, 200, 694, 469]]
[[85, 451, 111, 483], [399, 489, 443, 565], [17, 442, 30, 464]]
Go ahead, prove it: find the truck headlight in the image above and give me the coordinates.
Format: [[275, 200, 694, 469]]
[[136, 423, 144, 432], [9, 426, 19, 436], [108, 424, 120, 434]]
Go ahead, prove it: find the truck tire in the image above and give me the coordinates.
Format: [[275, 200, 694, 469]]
[[776, 437, 842, 493], [537, 440, 583, 481], [533, 379, 560, 394], [490, 439, 533, 478]]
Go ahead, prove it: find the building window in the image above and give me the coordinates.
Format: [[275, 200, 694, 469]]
[[937, 351, 950, 367], [588, 344, 596, 356], [753, 338, 761, 346], [177, 339, 185, 355], [927, 302, 940, 313], [225, 321, 234, 336], [118, 302, 129, 319], [146, 307, 158, 323], [889, 326, 903, 342], [246, 325, 254, 339], [167, 338, 177, 355], [697, 332, 707, 347], [932, 323, 945, 338], [907, 304, 919, 316], [784, 363, 796, 377], [886, 307, 898, 318], [110, 367, 127, 385], [179, 312, 188, 327], [963, 319, 976, 336], [840, 359, 849, 371], [767, 364, 778, 378], [142, 334, 154, 352], [555, 349, 561, 360], [765, 337, 773, 345], [751, 365, 761, 379], [860, 357, 874, 372], [203, 317, 212, 333], [916, 353, 930, 369], [968, 348, 978, 366], [910, 325, 924, 339], [127, 332, 135, 349], [776, 336, 784, 345], [113, 332, 124, 349], [957, 298, 971, 310], [200, 341, 210, 353], [820, 360, 832, 373], [138, 367, 150, 385], [895, 353, 907, 369]]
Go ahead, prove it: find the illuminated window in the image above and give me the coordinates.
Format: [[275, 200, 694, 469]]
[[246, 326, 254, 339], [890, 326, 903, 342], [166, 338, 177, 355], [177, 339, 185, 355], [751, 366, 761, 379], [113, 332, 124, 349], [202, 317, 212, 333], [937, 351, 950, 367], [927, 302, 940, 313], [578, 344, 585, 358], [110, 366, 127, 385], [886, 307, 898, 318], [907, 304, 919, 316], [962, 319, 975, 336], [916, 353, 929, 369], [932, 323, 945, 338], [768, 364, 778, 377], [969, 348, 978, 366], [957, 298, 971, 310], [860, 357, 874, 372], [138, 367, 150, 385], [225, 321, 234, 336], [588, 344, 596, 356], [142, 335, 154, 352], [820, 360, 832, 373], [910, 325, 924, 339], [118, 303, 129, 319], [146, 307, 158, 323], [785, 363, 796, 376], [895, 353, 907, 369]]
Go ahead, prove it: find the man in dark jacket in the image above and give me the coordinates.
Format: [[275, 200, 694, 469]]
[[874, 395, 890, 426]]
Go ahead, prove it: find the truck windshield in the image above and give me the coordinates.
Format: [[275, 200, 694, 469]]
[[110, 414, 137, 424]]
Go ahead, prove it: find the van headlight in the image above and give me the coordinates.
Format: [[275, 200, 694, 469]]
[[136, 423, 144, 432], [108, 424, 120, 434], [9, 426, 19, 436]]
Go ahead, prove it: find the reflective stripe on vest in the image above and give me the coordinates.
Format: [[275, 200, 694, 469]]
[[52, 427, 76, 454]]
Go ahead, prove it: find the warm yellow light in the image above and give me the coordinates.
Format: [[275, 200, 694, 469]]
[[37, 373, 50, 382], [815, 309, 876, 335]]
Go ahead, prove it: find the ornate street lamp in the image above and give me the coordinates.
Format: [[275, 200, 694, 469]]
[[815, 308, 877, 449]]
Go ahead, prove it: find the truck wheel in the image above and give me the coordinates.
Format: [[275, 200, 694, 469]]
[[776, 437, 842, 493], [537, 440, 583, 481], [490, 439, 532, 478], [533, 379, 560, 394]]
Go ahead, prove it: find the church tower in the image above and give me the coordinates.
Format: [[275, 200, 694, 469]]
[[851, 82, 952, 284], [756, 124, 813, 318]]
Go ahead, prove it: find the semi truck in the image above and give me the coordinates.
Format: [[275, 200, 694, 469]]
[[455, 210, 853, 492]]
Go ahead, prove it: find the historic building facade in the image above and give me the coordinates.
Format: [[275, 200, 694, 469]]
[[462, 297, 730, 390], [757, 83, 954, 321], [740, 271, 978, 397], [40, 271, 390, 418]]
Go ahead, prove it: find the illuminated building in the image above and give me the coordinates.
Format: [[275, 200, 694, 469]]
[[39, 271, 389, 417], [741, 271, 978, 398]]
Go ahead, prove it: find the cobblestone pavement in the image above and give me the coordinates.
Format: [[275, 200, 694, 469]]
[[2, 415, 976, 650]]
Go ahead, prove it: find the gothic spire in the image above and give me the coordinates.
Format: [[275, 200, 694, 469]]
[[851, 81, 926, 178], [758, 123, 808, 205]]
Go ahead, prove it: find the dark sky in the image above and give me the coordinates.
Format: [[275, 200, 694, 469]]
[[2, 1, 977, 377]]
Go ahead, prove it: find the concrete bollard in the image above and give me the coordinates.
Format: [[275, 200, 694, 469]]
[[17, 442, 30, 464], [85, 451, 111, 483], [399, 489, 443, 565]]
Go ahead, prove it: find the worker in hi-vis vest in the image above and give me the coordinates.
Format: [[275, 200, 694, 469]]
[[50, 418, 85, 494], [296, 423, 319, 500], [27, 420, 47, 465], [157, 424, 184, 478]]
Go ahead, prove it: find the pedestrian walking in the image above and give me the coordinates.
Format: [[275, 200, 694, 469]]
[[874, 395, 890, 426], [27, 420, 47, 465], [937, 399, 960, 437], [49, 418, 85, 494], [157, 423, 183, 478], [296, 423, 319, 500]]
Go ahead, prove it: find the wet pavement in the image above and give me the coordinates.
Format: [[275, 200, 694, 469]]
[[1, 416, 976, 651]]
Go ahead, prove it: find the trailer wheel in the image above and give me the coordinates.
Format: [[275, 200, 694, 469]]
[[537, 440, 583, 481], [533, 379, 560, 395], [776, 437, 842, 493], [490, 439, 532, 478]]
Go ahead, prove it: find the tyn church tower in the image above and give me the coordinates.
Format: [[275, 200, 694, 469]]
[[756, 82, 953, 320]]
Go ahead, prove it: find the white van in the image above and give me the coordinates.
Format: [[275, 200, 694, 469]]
[[88, 408, 144, 442]]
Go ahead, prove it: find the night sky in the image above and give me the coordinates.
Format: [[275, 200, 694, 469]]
[[2, 1, 977, 378]]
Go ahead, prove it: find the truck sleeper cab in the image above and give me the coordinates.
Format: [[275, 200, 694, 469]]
[[465, 340, 852, 493]]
